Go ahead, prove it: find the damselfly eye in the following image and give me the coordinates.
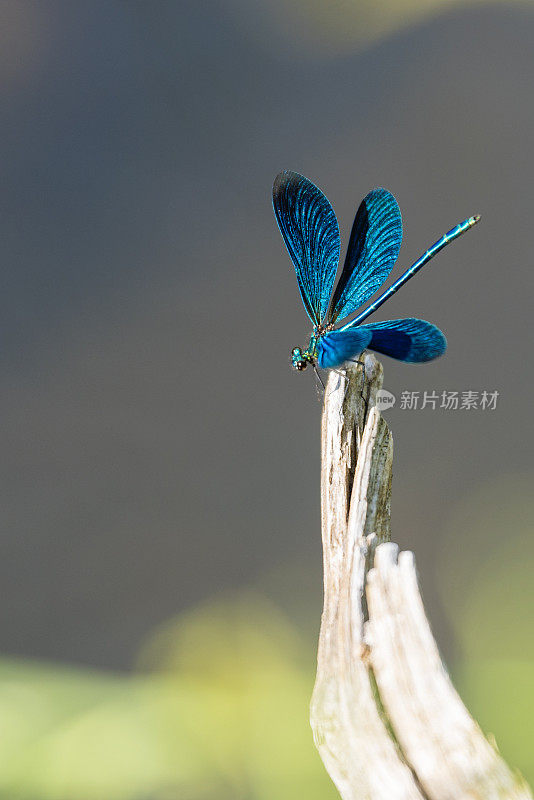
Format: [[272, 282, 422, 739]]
[[295, 360, 307, 371]]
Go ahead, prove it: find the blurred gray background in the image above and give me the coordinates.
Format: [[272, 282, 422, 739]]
[[0, 0, 532, 673]]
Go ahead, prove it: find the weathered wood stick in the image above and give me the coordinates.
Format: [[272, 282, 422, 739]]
[[310, 355, 531, 800]]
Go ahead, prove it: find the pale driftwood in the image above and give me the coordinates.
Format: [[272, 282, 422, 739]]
[[310, 355, 531, 800]]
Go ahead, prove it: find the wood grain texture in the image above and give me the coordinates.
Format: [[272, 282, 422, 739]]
[[310, 356, 531, 800]]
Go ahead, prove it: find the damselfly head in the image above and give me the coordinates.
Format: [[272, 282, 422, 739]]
[[291, 346, 307, 371]]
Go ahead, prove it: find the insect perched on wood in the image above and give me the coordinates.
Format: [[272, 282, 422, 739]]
[[273, 170, 480, 375]]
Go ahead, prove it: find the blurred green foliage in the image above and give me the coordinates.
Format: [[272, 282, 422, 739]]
[[0, 596, 337, 800], [0, 476, 532, 798], [224, 0, 531, 55], [437, 474, 534, 784]]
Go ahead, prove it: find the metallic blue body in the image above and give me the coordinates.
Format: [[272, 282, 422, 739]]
[[272, 170, 480, 370]]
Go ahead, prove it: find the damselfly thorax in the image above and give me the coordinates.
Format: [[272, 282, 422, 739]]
[[291, 337, 318, 371]]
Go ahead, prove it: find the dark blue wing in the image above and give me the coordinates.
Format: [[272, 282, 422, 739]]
[[328, 189, 402, 324], [361, 318, 446, 362], [316, 328, 372, 369], [273, 171, 340, 325]]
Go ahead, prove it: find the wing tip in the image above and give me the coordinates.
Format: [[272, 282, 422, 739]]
[[273, 169, 305, 192]]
